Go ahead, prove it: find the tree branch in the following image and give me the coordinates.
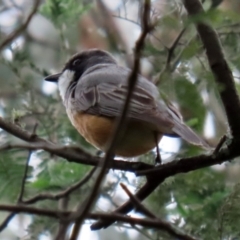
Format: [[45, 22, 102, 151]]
[[0, 203, 198, 238], [0, 204, 70, 219], [90, 176, 164, 230], [120, 183, 198, 240], [0, 125, 35, 233], [155, 28, 186, 85], [18, 151, 32, 203], [136, 146, 235, 177], [0, 0, 41, 51], [182, 0, 240, 137], [0, 213, 15, 232], [23, 166, 97, 204], [0, 118, 153, 173], [120, 183, 157, 218]]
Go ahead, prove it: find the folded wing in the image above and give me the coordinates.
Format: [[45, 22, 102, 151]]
[[72, 64, 209, 148]]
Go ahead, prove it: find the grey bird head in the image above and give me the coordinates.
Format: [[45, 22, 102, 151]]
[[44, 49, 117, 99]]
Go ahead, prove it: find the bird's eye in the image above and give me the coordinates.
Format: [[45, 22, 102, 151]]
[[73, 59, 80, 66]]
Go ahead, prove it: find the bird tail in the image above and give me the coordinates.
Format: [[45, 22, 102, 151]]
[[172, 120, 210, 149]]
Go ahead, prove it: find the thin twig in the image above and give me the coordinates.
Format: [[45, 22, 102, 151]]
[[112, 14, 140, 27], [90, 176, 164, 230], [69, 1, 153, 239], [120, 183, 197, 240], [0, 149, 31, 234], [0, 151, 32, 232], [154, 28, 186, 85], [90, 213, 199, 240], [0, 123, 37, 233], [120, 183, 157, 218], [0, 204, 70, 219], [18, 151, 32, 203], [213, 135, 227, 155], [112, 14, 164, 45], [171, 34, 196, 71], [0, 0, 41, 51], [23, 166, 97, 204], [0, 213, 16, 232], [166, 28, 187, 70]]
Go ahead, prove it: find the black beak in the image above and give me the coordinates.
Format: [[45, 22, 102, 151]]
[[44, 73, 61, 82]]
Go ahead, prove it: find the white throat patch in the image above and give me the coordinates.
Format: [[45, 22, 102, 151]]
[[58, 70, 74, 100]]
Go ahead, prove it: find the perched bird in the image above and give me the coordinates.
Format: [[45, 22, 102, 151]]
[[44, 49, 208, 160]]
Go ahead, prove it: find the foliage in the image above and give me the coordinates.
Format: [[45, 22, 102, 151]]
[[41, 0, 91, 26]]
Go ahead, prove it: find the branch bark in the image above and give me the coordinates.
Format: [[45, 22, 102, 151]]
[[0, 118, 153, 172], [182, 0, 240, 137], [22, 167, 97, 204], [90, 176, 164, 230], [0, 204, 198, 240]]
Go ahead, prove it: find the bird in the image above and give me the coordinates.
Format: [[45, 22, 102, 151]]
[[44, 49, 208, 162]]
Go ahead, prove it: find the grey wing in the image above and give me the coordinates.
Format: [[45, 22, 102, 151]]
[[72, 64, 210, 147], [72, 64, 175, 133]]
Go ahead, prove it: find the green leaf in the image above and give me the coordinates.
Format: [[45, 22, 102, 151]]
[[174, 76, 206, 132], [40, 0, 91, 26]]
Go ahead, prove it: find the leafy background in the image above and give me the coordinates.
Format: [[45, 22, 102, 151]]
[[0, 0, 240, 239]]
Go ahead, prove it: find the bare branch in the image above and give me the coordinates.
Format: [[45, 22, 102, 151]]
[[18, 151, 32, 203], [155, 28, 187, 85], [0, 0, 41, 51], [1, 118, 240, 233], [182, 0, 240, 137], [0, 142, 153, 172], [91, 136, 240, 229], [0, 152, 31, 233], [112, 14, 164, 45], [136, 145, 233, 177], [120, 183, 157, 218], [0, 204, 70, 219], [0, 124, 36, 233], [23, 166, 97, 204], [212, 135, 227, 155], [0, 203, 198, 238], [90, 176, 164, 230], [121, 183, 198, 240], [97, 214, 199, 240], [0, 213, 15, 232]]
